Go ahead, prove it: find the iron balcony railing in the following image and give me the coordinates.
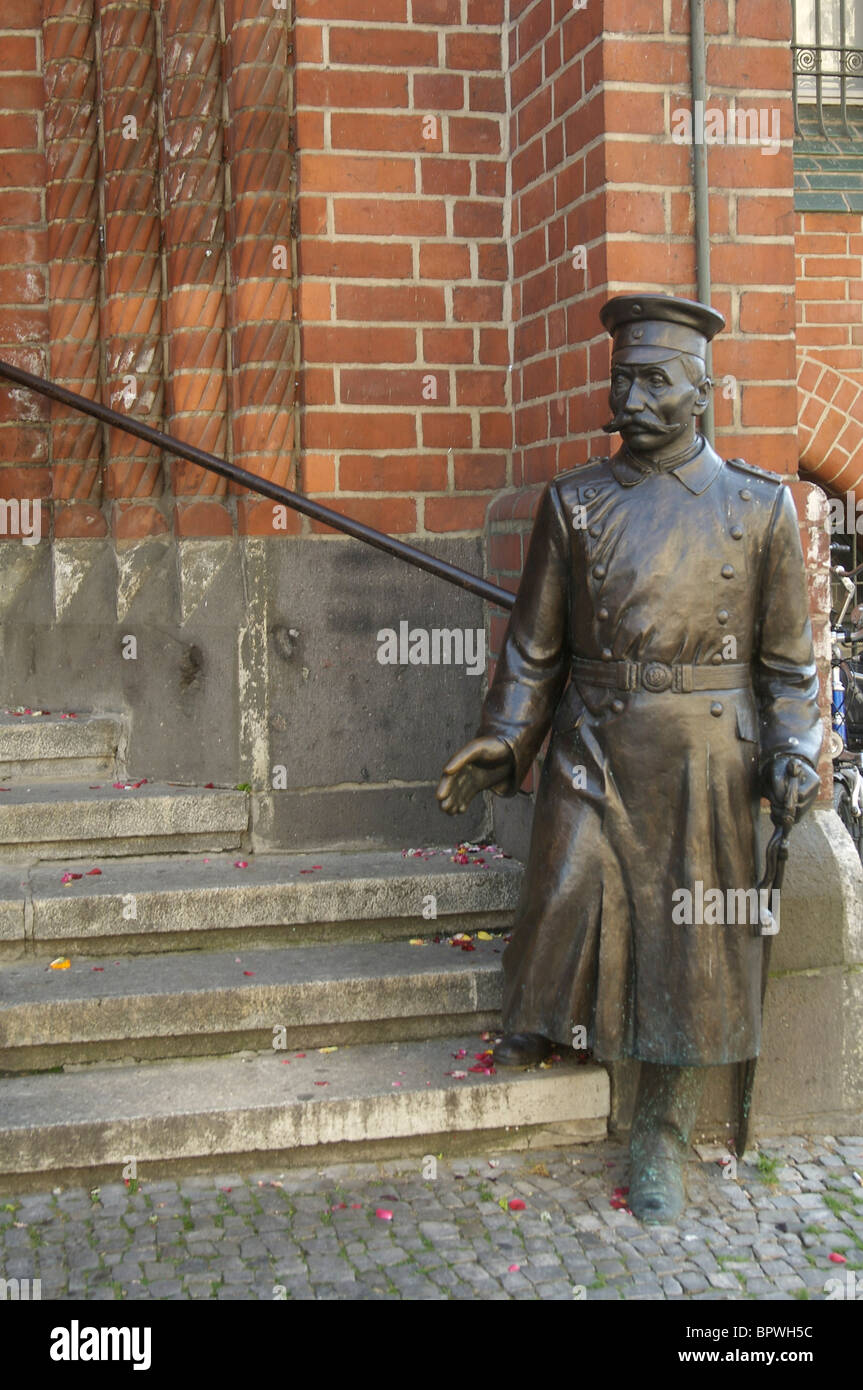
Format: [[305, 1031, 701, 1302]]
[[792, 0, 863, 139], [0, 360, 515, 613]]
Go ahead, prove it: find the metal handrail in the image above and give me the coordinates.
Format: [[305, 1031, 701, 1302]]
[[0, 360, 516, 612]]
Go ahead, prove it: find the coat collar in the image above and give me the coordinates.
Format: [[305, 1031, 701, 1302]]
[[610, 436, 724, 495]]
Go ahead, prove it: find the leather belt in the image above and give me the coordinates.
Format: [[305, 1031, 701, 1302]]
[[571, 657, 751, 693]]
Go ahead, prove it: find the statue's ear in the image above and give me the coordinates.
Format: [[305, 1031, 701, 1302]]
[[693, 377, 712, 417]]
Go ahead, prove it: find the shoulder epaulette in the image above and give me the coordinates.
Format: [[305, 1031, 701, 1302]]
[[555, 457, 610, 485], [725, 457, 783, 485]]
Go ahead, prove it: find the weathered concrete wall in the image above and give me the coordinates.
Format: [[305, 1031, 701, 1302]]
[[0, 533, 492, 853]]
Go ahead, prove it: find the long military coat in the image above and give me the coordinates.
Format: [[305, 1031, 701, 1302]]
[[478, 440, 822, 1066]]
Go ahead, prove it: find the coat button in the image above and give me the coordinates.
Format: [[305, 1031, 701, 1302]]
[[717, 609, 729, 624], [711, 652, 723, 665], [585, 487, 597, 499], [739, 489, 752, 501], [710, 702, 723, 717], [601, 647, 613, 661], [721, 564, 734, 579], [588, 523, 602, 537], [611, 698, 625, 714], [598, 606, 609, 621], [730, 524, 743, 539], [593, 564, 607, 579]]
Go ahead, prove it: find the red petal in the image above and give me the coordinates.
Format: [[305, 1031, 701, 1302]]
[[204, 783, 215, 789], [314, 1081, 328, 1086], [351, 1204, 362, 1210], [243, 970, 255, 976], [86, 868, 102, 876], [295, 1053, 306, 1058], [92, 967, 104, 972], [829, 1252, 847, 1263], [508, 1199, 526, 1211], [375, 1209, 393, 1221]]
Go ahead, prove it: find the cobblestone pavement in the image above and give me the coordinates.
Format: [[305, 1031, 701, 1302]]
[[1, 1135, 861, 1301]]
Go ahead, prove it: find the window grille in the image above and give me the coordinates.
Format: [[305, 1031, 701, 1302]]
[[792, 0, 863, 138]]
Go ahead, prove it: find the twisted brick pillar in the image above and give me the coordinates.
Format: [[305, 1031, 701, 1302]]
[[97, 0, 166, 540], [43, 0, 106, 539], [160, 0, 231, 534], [224, 0, 298, 519]]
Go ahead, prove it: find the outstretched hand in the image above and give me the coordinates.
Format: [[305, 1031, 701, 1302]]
[[436, 736, 515, 814]]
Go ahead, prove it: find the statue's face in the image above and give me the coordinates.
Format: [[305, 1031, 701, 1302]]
[[609, 353, 706, 456]]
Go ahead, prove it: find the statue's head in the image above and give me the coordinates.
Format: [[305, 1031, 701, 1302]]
[[599, 294, 725, 461]]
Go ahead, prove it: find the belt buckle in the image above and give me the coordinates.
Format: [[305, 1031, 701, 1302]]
[[642, 661, 672, 693]]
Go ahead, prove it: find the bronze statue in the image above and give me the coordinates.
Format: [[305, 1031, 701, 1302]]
[[437, 294, 822, 1223]]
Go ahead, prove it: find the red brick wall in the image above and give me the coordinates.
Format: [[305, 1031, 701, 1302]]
[[796, 211, 863, 388], [294, 0, 511, 539]]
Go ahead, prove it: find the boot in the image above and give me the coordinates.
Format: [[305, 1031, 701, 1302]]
[[493, 1032, 553, 1067], [628, 1062, 705, 1224]]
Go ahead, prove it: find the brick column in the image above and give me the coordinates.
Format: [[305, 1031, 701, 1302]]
[[97, 0, 167, 542], [43, 0, 106, 540], [224, 0, 298, 533], [160, 0, 232, 540]]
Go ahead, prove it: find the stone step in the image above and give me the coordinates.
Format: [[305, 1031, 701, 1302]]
[[0, 1038, 609, 1189], [0, 938, 508, 1068], [0, 711, 122, 780], [0, 849, 521, 957], [0, 782, 248, 863]]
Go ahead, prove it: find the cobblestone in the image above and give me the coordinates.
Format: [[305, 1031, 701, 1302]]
[[1, 1136, 860, 1300]]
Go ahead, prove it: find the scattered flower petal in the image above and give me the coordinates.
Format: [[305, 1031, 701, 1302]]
[[91, 967, 104, 972], [508, 1264, 520, 1273], [234, 860, 248, 869], [351, 1203, 362, 1210], [375, 1208, 393, 1221], [61, 872, 82, 884], [477, 931, 494, 941], [204, 783, 215, 789], [318, 1046, 338, 1054], [243, 970, 255, 977], [295, 1053, 306, 1059], [508, 1199, 526, 1212], [314, 1081, 329, 1087], [829, 1252, 847, 1264], [86, 868, 102, 876], [49, 958, 71, 971]]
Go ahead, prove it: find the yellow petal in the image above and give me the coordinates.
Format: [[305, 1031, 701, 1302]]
[[50, 958, 71, 971], [477, 931, 494, 941]]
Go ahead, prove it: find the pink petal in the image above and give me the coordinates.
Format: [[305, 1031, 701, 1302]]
[[295, 1053, 306, 1059], [508, 1264, 520, 1273], [234, 860, 248, 869], [314, 1081, 328, 1087], [829, 1252, 847, 1264], [375, 1209, 393, 1221], [351, 1203, 362, 1209]]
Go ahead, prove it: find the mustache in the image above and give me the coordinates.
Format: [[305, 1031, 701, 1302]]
[[602, 413, 687, 437]]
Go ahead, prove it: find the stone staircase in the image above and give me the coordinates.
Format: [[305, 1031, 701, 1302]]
[[0, 712, 609, 1192]]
